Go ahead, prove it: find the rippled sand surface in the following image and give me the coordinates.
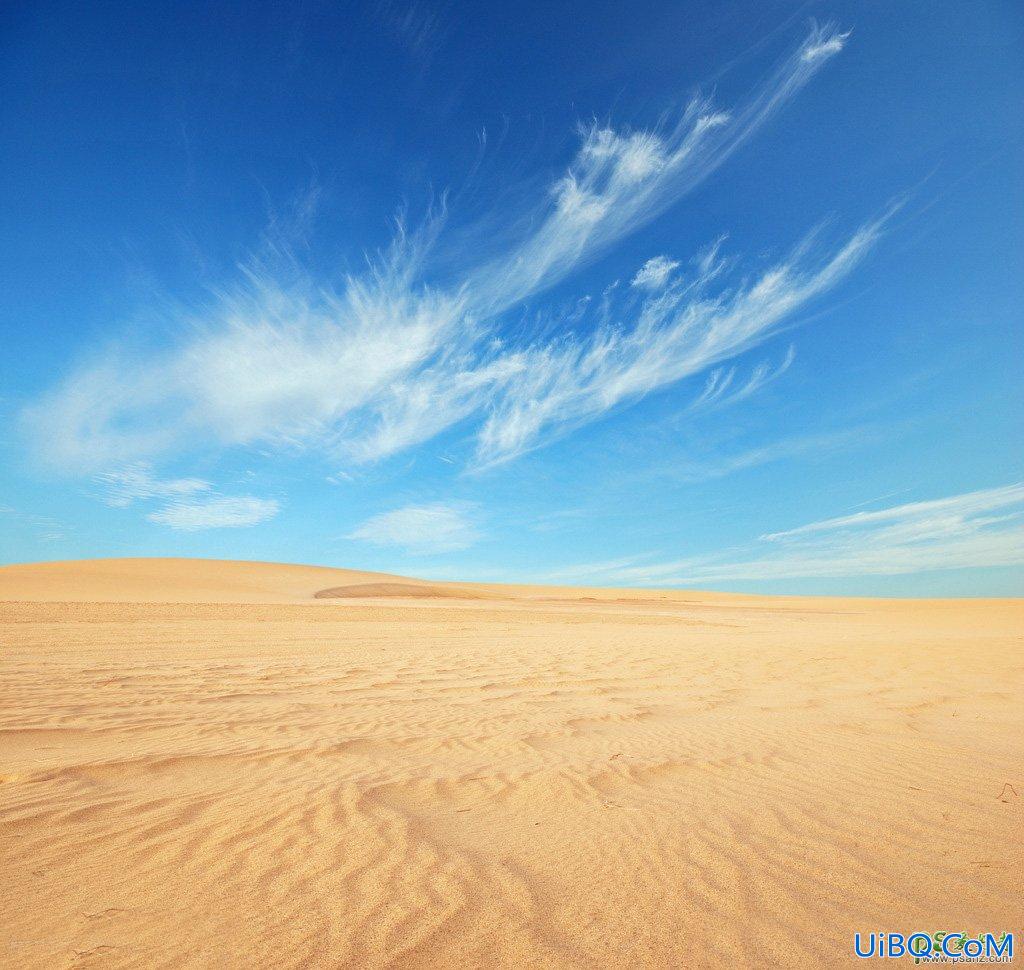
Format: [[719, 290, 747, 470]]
[[1, 559, 1021, 968]]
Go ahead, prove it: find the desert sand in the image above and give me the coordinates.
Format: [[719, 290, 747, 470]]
[[1, 558, 1021, 968]]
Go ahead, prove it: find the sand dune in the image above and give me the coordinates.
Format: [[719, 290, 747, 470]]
[[0, 557, 406, 604], [315, 582, 492, 601], [1, 558, 1021, 968]]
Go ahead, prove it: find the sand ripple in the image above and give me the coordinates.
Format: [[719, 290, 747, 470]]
[[1, 561, 1021, 968]]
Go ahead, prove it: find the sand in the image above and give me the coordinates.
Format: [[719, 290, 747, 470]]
[[1, 558, 1021, 968]]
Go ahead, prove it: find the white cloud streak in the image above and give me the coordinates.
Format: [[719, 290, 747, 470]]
[[348, 502, 480, 553], [692, 346, 795, 411], [147, 495, 280, 531], [759, 484, 1024, 542], [96, 463, 211, 507], [465, 24, 853, 316], [631, 256, 680, 290], [666, 425, 867, 484], [24, 25, 872, 481], [94, 462, 278, 531], [552, 484, 1024, 586], [473, 217, 884, 467]]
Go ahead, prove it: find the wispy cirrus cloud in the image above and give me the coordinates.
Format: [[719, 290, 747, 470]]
[[758, 485, 1024, 543], [23, 25, 874, 485], [471, 214, 890, 469], [94, 462, 278, 531], [663, 425, 873, 484], [148, 495, 280, 531], [378, 0, 448, 65], [0, 505, 69, 543], [692, 345, 795, 411], [465, 24, 855, 317], [631, 256, 680, 291], [347, 502, 480, 553], [97, 463, 211, 507], [550, 484, 1024, 586]]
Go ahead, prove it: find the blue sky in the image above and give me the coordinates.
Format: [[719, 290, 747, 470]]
[[1, 0, 1022, 595]]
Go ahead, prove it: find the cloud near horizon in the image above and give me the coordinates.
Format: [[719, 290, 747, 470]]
[[22, 24, 882, 491], [348, 503, 480, 553], [547, 484, 1024, 585]]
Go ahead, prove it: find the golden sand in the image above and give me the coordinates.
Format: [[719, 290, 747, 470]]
[[1, 558, 1021, 967]]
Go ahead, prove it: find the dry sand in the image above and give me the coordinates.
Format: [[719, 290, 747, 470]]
[[1, 558, 1021, 968]]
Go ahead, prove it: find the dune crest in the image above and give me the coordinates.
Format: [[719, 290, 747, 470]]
[[314, 582, 491, 600], [1, 558, 1021, 968], [0, 557, 412, 604]]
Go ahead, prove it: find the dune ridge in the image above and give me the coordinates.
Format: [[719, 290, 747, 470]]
[[314, 582, 492, 601], [1, 558, 1021, 968]]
